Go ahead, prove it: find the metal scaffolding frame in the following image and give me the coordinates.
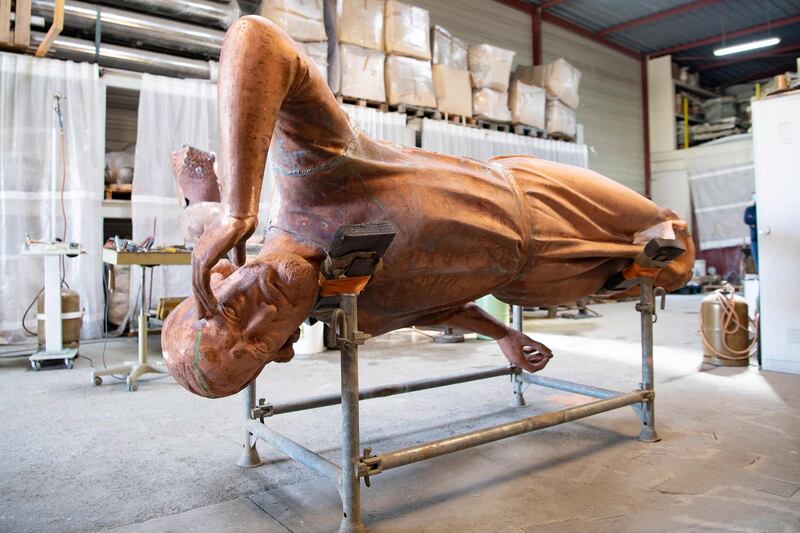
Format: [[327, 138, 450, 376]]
[[236, 278, 663, 532]]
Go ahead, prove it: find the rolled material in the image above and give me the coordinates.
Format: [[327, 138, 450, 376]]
[[98, 0, 240, 29], [31, 0, 225, 58], [30, 32, 213, 78]]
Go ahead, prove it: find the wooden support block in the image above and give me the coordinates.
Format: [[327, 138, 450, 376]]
[[14, 0, 31, 47]]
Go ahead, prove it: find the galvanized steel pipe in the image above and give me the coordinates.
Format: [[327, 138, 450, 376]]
[[518, 373, 623, 399], [31, 0, 225, 57], [373, 390, 646, 472], [98, 0, 240, 29], [30, 32, 213, 78], [265, 366, 518, 417], [247, 421, 340, 481]]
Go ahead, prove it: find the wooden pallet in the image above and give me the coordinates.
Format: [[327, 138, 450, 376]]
[[105, 183, 132, 200], [336, 95, 389, 112], [387, 102, 442, 120], [442, 113, 477, 127], [549, 131, 576, 143], [475, 119, 512, 133], [512, 123, 547, 138]]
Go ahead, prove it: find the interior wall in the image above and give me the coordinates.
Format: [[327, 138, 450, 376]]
[[541, 22, 645, 192], [410, 0, 532, 68]]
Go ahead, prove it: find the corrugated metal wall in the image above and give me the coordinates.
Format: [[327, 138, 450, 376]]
[[410, 0, 645, 192]]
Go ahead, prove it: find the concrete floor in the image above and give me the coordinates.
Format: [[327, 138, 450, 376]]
[[0, 294, 798, 532]]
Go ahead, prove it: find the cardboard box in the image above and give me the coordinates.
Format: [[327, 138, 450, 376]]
[[260, 0, 326, 42], [473, 88, 511, 122], [384, 0, 430, 60], [546, 98, 576, 137], [431, 25, 467, 70], [298, 41, 328, 83], [385, 55, 435, 107], [339, 43, 385, 101], [432, 64, 471, 117], [337, 0, 384, 51], [509, 80, 545, 128], [469, 43, 515, 92]]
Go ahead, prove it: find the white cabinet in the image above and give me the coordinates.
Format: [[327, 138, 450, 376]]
[[752, 91, 800, 374]]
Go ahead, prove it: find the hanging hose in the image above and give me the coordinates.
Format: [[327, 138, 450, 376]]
[[700, 287, 759, 361]]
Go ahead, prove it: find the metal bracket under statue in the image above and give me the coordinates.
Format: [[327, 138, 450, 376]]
[[235, 271, 666, 532]]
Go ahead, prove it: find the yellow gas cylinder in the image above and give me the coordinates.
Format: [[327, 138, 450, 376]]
[[37, 289, 82, 350], [700, 285, 751, 366]]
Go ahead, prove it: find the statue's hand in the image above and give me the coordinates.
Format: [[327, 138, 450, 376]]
[[497, 328, 553, 373], [191, 214, 256, 319]]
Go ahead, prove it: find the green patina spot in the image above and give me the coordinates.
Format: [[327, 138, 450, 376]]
[[193, 330, 211, 394]]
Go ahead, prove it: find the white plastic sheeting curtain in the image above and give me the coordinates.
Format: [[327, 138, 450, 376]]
[[0, 53, 105, 343], [688, 135, 754, 251], [420, 119, 589, 168], [132, 74, 219, 308], [341, 104, 415, 146]]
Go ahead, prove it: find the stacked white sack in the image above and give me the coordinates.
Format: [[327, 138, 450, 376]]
[[509, 80, 545, 128]]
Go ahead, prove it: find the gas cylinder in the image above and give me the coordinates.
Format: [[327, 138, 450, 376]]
[[700, 285, 750, 366], [37, 289, 82, 350]]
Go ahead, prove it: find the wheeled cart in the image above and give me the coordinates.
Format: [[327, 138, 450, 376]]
[[236, 275, 667, 532]]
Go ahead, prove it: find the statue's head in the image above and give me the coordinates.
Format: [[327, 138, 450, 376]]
[[162, 252, 318, 398]]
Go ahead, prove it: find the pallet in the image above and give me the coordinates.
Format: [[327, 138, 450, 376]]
[[512, 123, 547, 138], [549, 132, 576, 143], [336, 95, 389, 112], [105, 183, 132, 200], [442, 113, 477, 127], [475, 119, 512, 133], [387, 102, 442, 120]]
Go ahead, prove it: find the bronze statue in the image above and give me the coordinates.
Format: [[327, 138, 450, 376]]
[[162, 16, 694, 399]]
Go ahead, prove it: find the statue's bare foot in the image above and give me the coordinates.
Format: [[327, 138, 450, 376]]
[[497, 328, 553, 372]]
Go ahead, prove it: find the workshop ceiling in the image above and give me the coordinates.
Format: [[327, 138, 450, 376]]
[[536, 0, 800, 87]]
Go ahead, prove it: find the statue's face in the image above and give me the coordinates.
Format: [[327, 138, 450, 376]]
[[162, 253, 318, 398]]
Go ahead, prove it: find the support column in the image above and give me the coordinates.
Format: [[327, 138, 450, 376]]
[[338, 294, 364, 533], [637, 278, 660, 442], [237, 380, 262, 467]]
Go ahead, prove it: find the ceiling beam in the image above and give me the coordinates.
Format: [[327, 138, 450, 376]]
[[695, 43, 800, 71], [541, 12, 641, 60], [494, 0, 533, 13], [597, 0, 722, 36], [651, 14, 800, 56], [540, 0, 569, 9]]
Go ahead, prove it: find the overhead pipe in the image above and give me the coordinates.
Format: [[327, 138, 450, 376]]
[[96, 0, 240, 29], [31, 0, 225, 58], [30, 31, 214, 79]]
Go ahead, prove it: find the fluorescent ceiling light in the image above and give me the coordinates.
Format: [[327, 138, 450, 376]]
[[713, 37, 780, 57]]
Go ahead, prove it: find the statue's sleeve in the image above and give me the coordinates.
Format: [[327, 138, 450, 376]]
[[217, 16, 352, 220]]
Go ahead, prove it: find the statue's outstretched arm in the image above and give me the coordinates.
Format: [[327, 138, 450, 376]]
[[420, 303, 553, 372], [192, 16, 299, 318]]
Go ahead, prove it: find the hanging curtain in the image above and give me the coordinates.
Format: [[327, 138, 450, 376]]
[[132, 74, 220, 309], [0, 53, 105, 343], [420, 118, 589, 168], [688, 135, 754, 251], [341, 103, 415, 146]]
